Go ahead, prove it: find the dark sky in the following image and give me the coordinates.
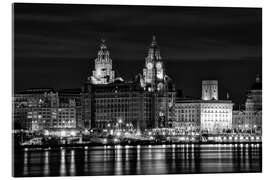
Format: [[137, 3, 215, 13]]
[[14, 3, 262, 105]]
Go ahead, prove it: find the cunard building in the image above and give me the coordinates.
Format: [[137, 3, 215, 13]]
[[82, 36, 176, 131]]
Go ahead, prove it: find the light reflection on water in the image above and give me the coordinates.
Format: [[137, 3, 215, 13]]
[[43, 151, 49, 176], [14, 143, 262, 177], [60, 149, 66, 176]]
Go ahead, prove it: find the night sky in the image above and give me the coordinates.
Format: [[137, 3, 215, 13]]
[[14, 3, 262, 105]]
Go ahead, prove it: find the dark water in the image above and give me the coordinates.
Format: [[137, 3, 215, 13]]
[[13, 143, 262, 177]]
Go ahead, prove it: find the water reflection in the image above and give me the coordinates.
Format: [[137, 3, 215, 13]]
[[60, 149, 66, 176], [23, 150, 28, 176], [43, 151, 49, 176], [69, 150, 75, 176], [14, 143, 262, 177]]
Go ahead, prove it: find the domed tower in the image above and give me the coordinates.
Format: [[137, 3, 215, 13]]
[[90, 39, 115, 84], [143, 35, 166, 92]]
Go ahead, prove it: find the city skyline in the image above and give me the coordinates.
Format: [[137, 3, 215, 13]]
[[12, 3, 262, 177], [14, 3, 262, 105]]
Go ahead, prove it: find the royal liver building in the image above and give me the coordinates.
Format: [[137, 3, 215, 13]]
[[82, 36, 176, 130]]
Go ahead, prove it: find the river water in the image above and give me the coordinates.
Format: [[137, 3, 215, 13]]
[[13, 143, 262, 177]]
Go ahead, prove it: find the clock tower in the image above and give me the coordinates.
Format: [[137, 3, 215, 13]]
[[143, 35, 165, 92]]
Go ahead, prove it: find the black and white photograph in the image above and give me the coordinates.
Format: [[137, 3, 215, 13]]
[[12, 2, 262, 177]]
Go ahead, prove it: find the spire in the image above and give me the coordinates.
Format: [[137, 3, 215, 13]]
[[100, 38, 107, 50], [151, 35, 157, 47], [226, 92, 230, 100]]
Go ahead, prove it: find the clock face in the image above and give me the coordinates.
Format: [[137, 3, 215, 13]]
[[157, 71, 164, 79], [147, 62, 153, 69], [156, 62, 162, 69]]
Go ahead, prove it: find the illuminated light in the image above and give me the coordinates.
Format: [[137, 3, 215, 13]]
[[44, 130, 49, 136], [256, 136, 260, 140], [148, 145, 152, 148], [240, 136, 244, 140], [84, 146, 88, 150], [156, 62, 162, 69], [240, 144, 243, 147], [148, 132, 152, 136], [103, 139, 108, 144], [118, 118, 123, 124], [61, 130, 66, 137], [84, 129, 88, 133], [147, 62, 153, 69], [150, 136, 154, 140], [107, 123, 111, 127], [172, 144, 176, 148], [229, 137, 233, 140], [114, 138, 119, 143], [251, 137, 254, 140], [162, 132, 166, 136], [116, 131, 121, 137], [110, 129, 114, 135], [179, 137, 185, 141], [24, 148, 28, 152], [157, 72, 164, 79], [70, 131, 76, 136], [162, 145, 166, 148], [96, 69, 102, 76]]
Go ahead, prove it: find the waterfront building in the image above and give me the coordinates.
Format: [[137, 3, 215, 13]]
[[231, 75, 262, 134], [141, 36, 176, 128], [13, 88, 82, 134], [82, 37, 176, 130], [174, 80, 233, 134], [232, 110, 245, 131], [83, 80, 153, 130]]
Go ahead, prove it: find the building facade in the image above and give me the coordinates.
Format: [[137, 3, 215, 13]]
[[82, 36, 176, 131], [13, 88, 82, 133], [174, 99, 233, 134], [174, 80, 233, 134], [232, 75, 262, 134]]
